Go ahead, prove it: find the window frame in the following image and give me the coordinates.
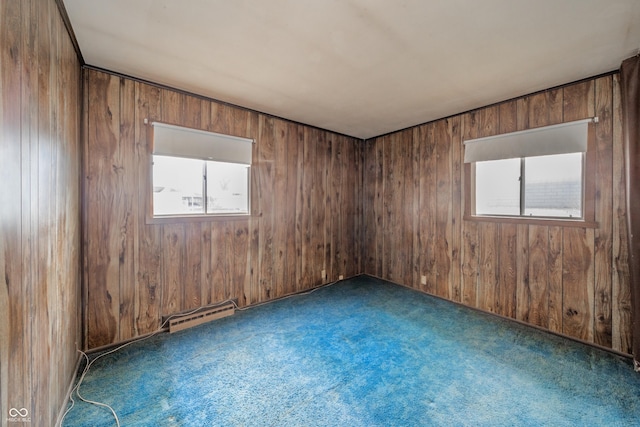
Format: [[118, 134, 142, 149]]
[[146, 122, 253, 224], [463, 122, 597, 228]]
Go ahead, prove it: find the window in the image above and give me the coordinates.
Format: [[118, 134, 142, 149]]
[[151, 122, 253, 218], [464, 118, 596, 223], [152, 156, 250, 216], [475, 153, 583, 218]]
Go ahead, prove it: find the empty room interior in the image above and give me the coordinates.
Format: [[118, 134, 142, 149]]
[[3, 0, 640, 425]]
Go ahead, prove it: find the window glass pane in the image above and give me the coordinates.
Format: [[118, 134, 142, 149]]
[[206, 161, 249, 214], [524, 153, 582, 218], [153, 155, 204, 215], [475, 158, 521, 215]]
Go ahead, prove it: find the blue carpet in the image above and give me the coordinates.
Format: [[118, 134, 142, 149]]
[[62, 276, 640, 426]]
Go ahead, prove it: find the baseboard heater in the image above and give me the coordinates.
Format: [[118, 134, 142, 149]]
[[167, 302, 235, 333]]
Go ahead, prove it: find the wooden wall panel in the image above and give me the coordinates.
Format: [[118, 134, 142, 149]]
[[389, 131, 412, 286], [364, 75, 632, 354], [328, 134, 342, 281], [611, 74, 633, 354], [0, 0, 82, 425], [118, 77, 138, 340], [411, 127, 423, 291], [562, 228, 595, 341], [420, 124, 437, 294], [401, 130, 416, 287], [347, 135, 362, 279], [162, 224, 185, 315], [528, 225, 550, 328], [381, 135, 395, 281], [478, 222, 498, 313], [256, 115, 275, 301], [299, 128, 316, 287], [323, 134, 333, 282], [272, 118, 289, 297], [134, 82, 163, 334], [84, 69, 363, 349], [461, 116, 479, 307], [362, 137, 381, 276], [86, 72, 121, 347], [435, 121, 453, 300], [210, 223, 229, 304], [313, 130, 328, 284], [286, 124, 301, 290], [1, 1, 28, 420], [515, 224, 530, 322], [593, 76, 614, 348], [497, 224, 517, 318], [450, 117, 463, 303], [548, 226, 564, 333], [34, 2, 53, 420]]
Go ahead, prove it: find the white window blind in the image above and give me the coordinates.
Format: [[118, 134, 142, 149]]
[[463, 118, 595, 163], [152, 122, 253, 165]]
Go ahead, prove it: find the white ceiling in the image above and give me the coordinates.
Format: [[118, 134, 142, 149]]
[[63, 0, 640, 139]]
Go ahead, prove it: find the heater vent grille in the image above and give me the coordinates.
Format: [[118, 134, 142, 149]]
[[168, 302, 235, 333]]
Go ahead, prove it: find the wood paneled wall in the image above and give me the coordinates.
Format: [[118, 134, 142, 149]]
[[0, 0, 82, 426], [363, 75, 632, 354], [83, 69, 362, 349], [86, 70, 632, 355]]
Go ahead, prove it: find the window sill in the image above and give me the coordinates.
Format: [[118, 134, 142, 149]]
[[463, 215, 598, 229], [147, 213, 251, 225]]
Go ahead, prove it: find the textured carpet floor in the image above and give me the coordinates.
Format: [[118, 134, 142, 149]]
[[62, 276, 640, 426]]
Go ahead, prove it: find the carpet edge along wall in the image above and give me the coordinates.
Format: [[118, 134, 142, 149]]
[[62, 276, 640, 427]]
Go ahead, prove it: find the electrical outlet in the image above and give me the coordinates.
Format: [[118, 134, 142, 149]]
[[339, 275, 344, 280], [321, 270, 326, 280], [421, 275, 427, 285]]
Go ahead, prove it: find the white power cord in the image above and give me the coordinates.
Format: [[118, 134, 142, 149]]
[[60, 304, 208, 427], [59, 279, 339, 427]]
